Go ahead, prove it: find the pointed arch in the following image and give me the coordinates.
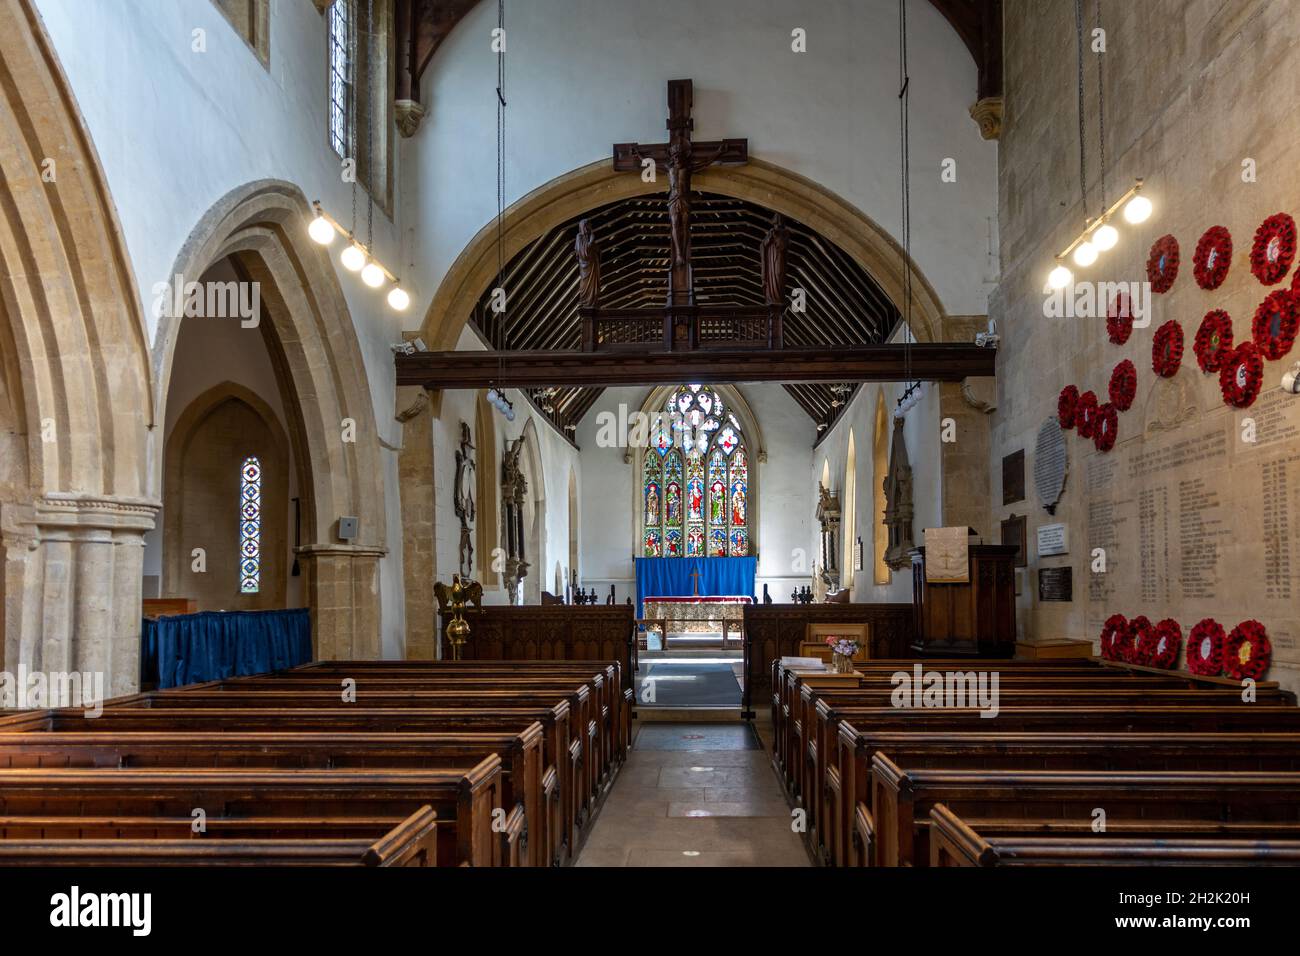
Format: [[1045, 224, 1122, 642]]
[[153, 179, 388, 658], [872, 388, 891, 585], [842, 430, 858, 590]]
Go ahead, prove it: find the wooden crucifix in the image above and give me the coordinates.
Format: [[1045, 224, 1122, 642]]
[[688, 565, 703, 597], [613, 79, 748, 307]]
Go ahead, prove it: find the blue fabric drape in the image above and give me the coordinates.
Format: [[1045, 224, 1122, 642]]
[[141, 609, 312, 689], [634, 557, 757, 619]]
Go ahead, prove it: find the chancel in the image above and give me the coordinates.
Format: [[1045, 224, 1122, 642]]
[[5, 0, 1300, 905]]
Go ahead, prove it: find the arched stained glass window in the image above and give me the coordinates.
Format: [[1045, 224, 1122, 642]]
[[642, 385, 750, 557], [240, 456, 262, 593]]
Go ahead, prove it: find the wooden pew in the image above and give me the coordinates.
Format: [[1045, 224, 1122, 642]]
[[870, 756, 1300, 867], [0, 762, 504, 866], [0, 728, 547, 868], [108, 687, 602, 832], [0, 707, 573, 866], [832, 730, 1300, 867], [929, 804, 1300, 867], [0, 806, 440, 866]]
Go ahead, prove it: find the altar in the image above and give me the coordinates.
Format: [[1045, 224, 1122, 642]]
[[633, 555, 758, 650], [640, 595, 753, 649]]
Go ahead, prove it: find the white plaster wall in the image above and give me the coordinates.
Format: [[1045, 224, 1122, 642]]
[[404, 0, 998, 322], [814, 379, 943, 604], [576, 384, 814, 603], [35, 0, 407, 655]]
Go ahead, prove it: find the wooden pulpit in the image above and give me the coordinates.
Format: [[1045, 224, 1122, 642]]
[[909, 544, 1017, 658]]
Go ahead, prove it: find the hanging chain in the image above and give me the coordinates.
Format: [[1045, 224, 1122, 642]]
[[495, 0, 507, 371], [898, 0, 913, 399], [1075, 0, 1088, 216], [365, 0, 375, 252], [1095, 0, 1106, 212], [348, 0, 357, 237]]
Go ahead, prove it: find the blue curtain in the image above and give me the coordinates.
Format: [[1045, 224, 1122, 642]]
[[634, 556, 757, 619], [142, 609, 312, 689]]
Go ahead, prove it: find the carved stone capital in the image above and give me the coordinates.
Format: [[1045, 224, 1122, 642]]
[[969, 96, 1003, 141], [395, 99, 427, 139]]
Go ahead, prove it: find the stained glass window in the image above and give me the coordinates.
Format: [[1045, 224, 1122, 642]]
[[239, 456, 262, 593], [642, 386, 750, 557]]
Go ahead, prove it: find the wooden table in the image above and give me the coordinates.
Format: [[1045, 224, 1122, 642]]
[[640, 595, 753, 649]]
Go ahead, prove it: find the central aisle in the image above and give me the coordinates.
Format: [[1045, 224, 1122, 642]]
[[575, 723, 811, 866]]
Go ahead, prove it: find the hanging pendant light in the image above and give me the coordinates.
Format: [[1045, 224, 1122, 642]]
[[361, 261, 386, 288], [387, 287, 410, 311], [340, 243, 366, 272]]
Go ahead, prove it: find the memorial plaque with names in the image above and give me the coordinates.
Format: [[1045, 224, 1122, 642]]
[[1034, 418, 1069, 514], [1038, 566, 1073, 602], [1037, 522, 1068, 557], [1001, 513, 1027, 568], [1002, 449, 1025, 505]]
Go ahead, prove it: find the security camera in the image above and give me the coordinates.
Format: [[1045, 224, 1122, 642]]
[[1283, 361, 1300, 395]]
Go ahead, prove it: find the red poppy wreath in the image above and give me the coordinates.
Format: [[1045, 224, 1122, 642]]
[[1125, 615, 1153, 664], [1058, 384, 1079, 429], [1186, 618, 1225, 676], [1151, 320, 1184, 377], [1107, 292, 1134, 345], [1219, 342, 1264, 408], [1099, 614, 1128, 661], [1223, 620, 1272, 681], [1192, 225, 1232, 290], [1075, 390, 1099, 439], [1093, 401, 1118, 452], [1252, 289, 1299, 361], [1141, 618, 1182, 670], [1193, 310, 1234, 373], [1108, 359, 1137, 411], [1250, 212, 1296, 285], [1146, 234, 1180, 293]]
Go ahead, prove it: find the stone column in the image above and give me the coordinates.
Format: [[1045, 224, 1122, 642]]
[[1, 495, 157, 699], [297, 543, 385, 660]]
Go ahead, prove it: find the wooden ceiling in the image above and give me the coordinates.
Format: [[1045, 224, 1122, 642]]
[[468, 192, 903, 435]]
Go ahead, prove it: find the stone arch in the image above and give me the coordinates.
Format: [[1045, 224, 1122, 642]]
[[515, 416, 547, 605], [872, 388, 891, 585], [420, 157, 947, 350], [474, 390, 500, 589], [153, 179, 388, 658], [0, 0, 157, 693], [842, 430, 858, 591], [631, 384, 765, 557], [162, 381, 290, 610]]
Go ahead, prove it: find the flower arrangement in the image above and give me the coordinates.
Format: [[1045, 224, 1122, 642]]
[[1144, 619, 1182, 670], [1093, 401, 1118, 452], [1058, 384, 1080, 429], [1219, 342, 1264, 408], [1251, 289, 1299, 361], [825, 635, 860, 673], [1108, 359, 1137, 411], [1146, 234, 1180, 293], [1224, 620, 1272, 681], [1192, 225, 1232, 290], [1186, 618, 1225, 676], [1193, 310, 1234, 373], [1125, 615, 1153, 664], [1099, 614, 1128, 661], [1249, 212, 1296, 285], [1152, 321, 1184, 377], [1076, 390, 1099, 439], [1107, 292, 1135, 345]]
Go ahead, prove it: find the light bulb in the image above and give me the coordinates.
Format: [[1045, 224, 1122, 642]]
[[505, 406, 515, 422], [1073, 242, 1098, 267], [387, 287, 410, 311], [340, 244, 365, 271], [1092, 223, 1119, 250], [308, 216, 336, 245], [1048, 265, 1073, 289], [361, 262, 386, 288], [1123, 195, 1152, 224]]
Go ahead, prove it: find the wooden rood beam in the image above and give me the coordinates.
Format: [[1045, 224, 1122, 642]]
[[395, 343, 996, 389]]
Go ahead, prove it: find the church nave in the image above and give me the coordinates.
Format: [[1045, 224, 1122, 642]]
[[576, 722, 808, 867]]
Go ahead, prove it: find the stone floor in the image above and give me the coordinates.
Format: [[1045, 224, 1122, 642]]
[[575, 721, 810, 867]]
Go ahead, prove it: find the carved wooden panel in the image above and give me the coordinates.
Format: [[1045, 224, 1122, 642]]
[[741, 603, 914, 715]]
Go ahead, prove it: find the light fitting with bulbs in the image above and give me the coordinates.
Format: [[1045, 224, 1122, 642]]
[[308, 201, 411, 312], [1047, 179, 1152, 290]]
